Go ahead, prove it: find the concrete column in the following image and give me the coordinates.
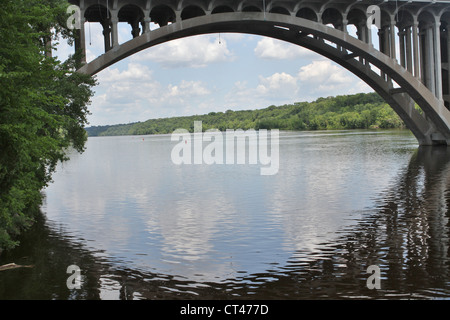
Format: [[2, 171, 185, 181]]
[[413, 20, 420, 78], [364, 24, 371, 66], [378, 28, 384, 54], [390, 20, 397, 60], [335, 19, 347, 53], [356, 24, 363, 41], [380, 27, 392, 81], [362, 24, 367, 43], [434, 19, 443, 101], [385, 26, 393, 83], [384, 27, 390, 56], [143, 17, 151, 33], [426, 26, 435, 94], [111, 17, 119, 47], [419, 28, 426, 84], [358, 24, 370, 65], [366, 23, 372, 46], [346, 20, 353, 55], [379, 28, 386, 81], [75, 17, 86, 64], [342, 19, 348, 34], [448, 28, 450, 101], [131, 20, 141, 38], [102, 21, 111, 52], [355, 23, 364, 63], [406, 26, 413, 73], [399, 28, 406, 67]]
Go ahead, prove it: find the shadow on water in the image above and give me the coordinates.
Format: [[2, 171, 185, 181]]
[[1, 146, 450, 299]]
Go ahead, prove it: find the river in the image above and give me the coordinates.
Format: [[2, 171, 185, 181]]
[[1, 129, 450, 300]]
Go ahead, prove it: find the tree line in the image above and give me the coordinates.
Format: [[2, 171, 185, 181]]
[[86, 92, 405, 137]]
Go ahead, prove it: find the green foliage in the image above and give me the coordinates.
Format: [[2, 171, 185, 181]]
[[86, 93, 405, 137], [0, 0, 96, 250]]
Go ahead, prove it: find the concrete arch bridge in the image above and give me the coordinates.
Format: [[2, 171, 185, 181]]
[[69, 0, 450, 146]]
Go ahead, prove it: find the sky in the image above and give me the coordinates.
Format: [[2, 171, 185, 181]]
[[54, 23, 374, 127]]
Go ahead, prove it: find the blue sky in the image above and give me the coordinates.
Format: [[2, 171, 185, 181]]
[[55, 23, 374, 127]]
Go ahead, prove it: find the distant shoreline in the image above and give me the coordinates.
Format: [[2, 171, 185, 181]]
[[86, 92, 406, 137], [86, 127, 410, 138]]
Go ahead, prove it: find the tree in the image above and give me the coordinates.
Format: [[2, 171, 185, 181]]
[[0, 0, 96, 250]]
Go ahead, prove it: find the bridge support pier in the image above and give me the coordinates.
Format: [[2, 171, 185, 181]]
[[434, 18, 443, 102], [413, 20, 420, 79], [447, 27, 450, 109], [74, 17, 86, 65], [102, 22, 112, 52]]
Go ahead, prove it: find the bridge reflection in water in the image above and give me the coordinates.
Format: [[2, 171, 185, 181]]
[[1, 146, 449, 299]]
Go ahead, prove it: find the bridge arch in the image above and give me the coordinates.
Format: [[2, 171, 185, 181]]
[[84, 4, 112, 51], [84, 3, 110, 20], [118, 4, 145, 39], [396, 9, 414, 27], [242, 5, 261, 13], [238, 0, 263, 12], [84, 3, 111, 27], [211, 5, 234, 14], [347, 7, 367, 25], [269, 6, 291, 16], [181, 5, 206, 20], [296, 7, 318, 22], [181, 0, 209, 12], [321, 7, 343, 29], [71, 1, 450, 146], [150, 5, 176, 27], [210, 0, 237, 12]]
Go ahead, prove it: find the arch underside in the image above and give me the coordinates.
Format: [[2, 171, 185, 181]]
[[78, 12, 450, 146]]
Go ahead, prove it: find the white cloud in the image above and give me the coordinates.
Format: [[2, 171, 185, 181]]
[[254, 37, 318, 60], [89, 63, 212, 125], [297, 60, 371, 96], [226, 72, 299, 108], [225, 60, 371, 109], [220, 33, 246, 42], [98, 63, 153, 83], [256, 72, 298, 96], [132, 35, 235, 68], [168, 80, 211, 97]]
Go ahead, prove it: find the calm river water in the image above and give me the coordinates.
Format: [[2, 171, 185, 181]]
[[1, 129, 450, 300]]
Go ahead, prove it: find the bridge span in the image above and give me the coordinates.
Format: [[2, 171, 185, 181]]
[[69, 0, 450, 146]]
